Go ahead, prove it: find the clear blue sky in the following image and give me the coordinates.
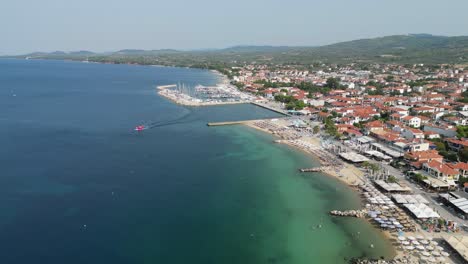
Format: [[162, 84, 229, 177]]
[[3, 0, 468, 54]]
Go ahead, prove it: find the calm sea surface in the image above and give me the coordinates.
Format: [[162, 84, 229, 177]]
[[0, 59, 393, 264]]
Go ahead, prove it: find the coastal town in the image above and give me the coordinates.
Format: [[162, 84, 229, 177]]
[[161, 62, 468, 263]]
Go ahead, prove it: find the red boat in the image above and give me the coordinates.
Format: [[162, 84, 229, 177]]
[[134, 125, 147, 131]]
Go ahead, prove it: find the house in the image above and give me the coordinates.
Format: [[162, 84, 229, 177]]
[[413, 106, 435, 114], [424, 131, 440, 140], [404, 150, 443, 169], [364, 120, 385, 134], [401, 116, 421, 128], [423, 160, 460, 182], [449, 162, 468, 179], [446, 138, 468, 152], [389, 107, 409, 116], [402, 128, 425, 140], [405, 141, 430, 152]]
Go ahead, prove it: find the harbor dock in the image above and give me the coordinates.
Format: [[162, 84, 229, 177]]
[[251, 102, 290, 116], [207, 121, 250, 126], [207, 117, 285, 126], [157, 84, 177, 90]]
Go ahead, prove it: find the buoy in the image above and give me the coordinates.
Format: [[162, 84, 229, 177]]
[[370, 244, 374, 248]]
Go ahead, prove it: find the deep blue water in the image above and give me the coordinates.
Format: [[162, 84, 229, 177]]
[[0, 59, 284, 263], [0, 59, 393, 264]]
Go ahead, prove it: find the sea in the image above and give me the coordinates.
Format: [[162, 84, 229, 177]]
[[0, 59, 394, 264]]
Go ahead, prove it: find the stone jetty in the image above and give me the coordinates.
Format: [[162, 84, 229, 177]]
[[349, 258, 416, 264], [329, 209, 367, 218]]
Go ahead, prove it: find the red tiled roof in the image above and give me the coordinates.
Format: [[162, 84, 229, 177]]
[[425, 160, 459, 175], [449, 162, 468, 171]]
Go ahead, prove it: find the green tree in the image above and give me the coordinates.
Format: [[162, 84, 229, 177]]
[[324, 117, 338, 136], [385, 75, 395, 82], [313, 125, 320, 134], [326, 77, 340, 89], [286, 102, 296, 110], [460, 149, 468, 162], [457, 126, 468, 138], [387, 176, 398, 183], [434, 141, 446, 152], [295, 100, 306, 110]]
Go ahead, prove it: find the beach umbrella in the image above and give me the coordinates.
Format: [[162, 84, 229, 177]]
[[421, 251, 431, 257], [426, 245, 434, 251], [435, 246, 444, 251], [401, 241, 410, 245], [398, 236, 406, 241], [392, 221, 400, 225], [430, 241, 438, 246], [426, 256, 436, 263], [416, 235, 425, 240], [405, 246, 415, 250], [420, 240, 429, 245], [408, 236, 416, 241], [412, 240, 420, 245], [441, 252, 450, 257], [431, 251, 440, 256], [416, 245, 425, 250]]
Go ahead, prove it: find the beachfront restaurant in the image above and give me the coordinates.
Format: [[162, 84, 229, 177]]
[[392, 194, 430, 204], [364, 150, 392, 161], [370, 142, 404, 159], [403, 203, 440, 219], [439, 193, 468, 218], [374, 180, 412, 193], [420, 175, 455, 192], [444, 235, 468, 263], [356, 136, 375, 146], [338, 152, 369, 163]]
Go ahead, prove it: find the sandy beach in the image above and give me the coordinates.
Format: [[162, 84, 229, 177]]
[[244, 119, 365, 187]]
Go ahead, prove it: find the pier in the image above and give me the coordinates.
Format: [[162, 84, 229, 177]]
[[207, 116, 287, 127], [207, 121, 251, 126], [157, 84, 177, 90], [251, 102, 290, 116]]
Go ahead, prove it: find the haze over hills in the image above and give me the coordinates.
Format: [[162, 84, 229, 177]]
[[9, 34, 468, 65]]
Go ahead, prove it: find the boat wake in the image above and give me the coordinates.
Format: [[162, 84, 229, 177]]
[[135, 109, 198, 131]]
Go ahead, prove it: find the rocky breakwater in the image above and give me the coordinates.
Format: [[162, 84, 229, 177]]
[[349, 257, 416, 264], [330, 209, 367, 218]]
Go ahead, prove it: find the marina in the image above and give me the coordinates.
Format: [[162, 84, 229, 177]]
[[157, 82, 255, 106]]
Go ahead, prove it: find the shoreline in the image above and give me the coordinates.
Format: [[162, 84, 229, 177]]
[[242, 119, 402, 260], [242, 119, 458, 263], [243, 120, 365, 187]]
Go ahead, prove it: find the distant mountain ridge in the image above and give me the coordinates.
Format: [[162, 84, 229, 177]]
[[9, 34, 468, 64]]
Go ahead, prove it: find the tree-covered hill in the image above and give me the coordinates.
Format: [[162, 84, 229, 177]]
[[7, 34, 468, 66]]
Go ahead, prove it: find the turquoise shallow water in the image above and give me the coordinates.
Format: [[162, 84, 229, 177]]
[[0, 59, 393, 264]]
